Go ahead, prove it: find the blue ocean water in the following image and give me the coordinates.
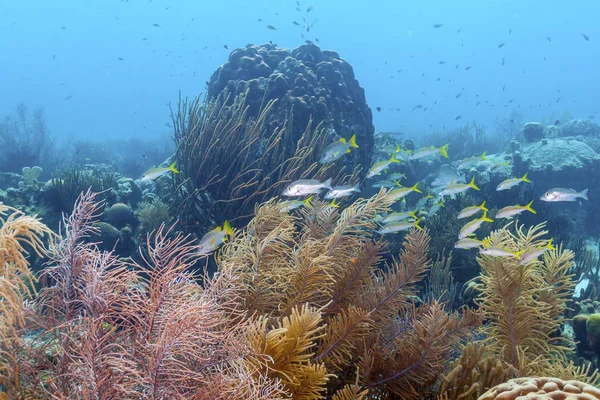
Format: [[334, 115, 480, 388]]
[[1, 0, 598, 142]]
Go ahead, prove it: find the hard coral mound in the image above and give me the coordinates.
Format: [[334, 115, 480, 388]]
[[207, 42, 374, 177], [478, 377, 600, 400]]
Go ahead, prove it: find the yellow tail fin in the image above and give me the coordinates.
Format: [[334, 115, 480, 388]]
[[349, 134, 359, 148], [521, 172, 531, 183], [546, 238, 556, 250], [525, 200, 536, 214], [303, 196, 314, 209], [411, 182, 422, 193], [168, 161, 179, 173], [440, 144, 449, 158], [478, 200, 488, 211], [482, 211, 494, 223], [414, 218, 424, 230], [480, 151, 487, 160], [390, 153, 399, 163], [469, 177, 480, 191], [223, 220, 233, 235]]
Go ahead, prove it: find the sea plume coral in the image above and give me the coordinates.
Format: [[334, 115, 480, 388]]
[[0, 202, 53, 394], [217, 191, 483, 398]]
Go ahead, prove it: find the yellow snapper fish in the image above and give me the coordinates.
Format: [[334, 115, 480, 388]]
[[382, 210, 418, 224], [415, 192, 435, 210], [454, 237, 491, 249], [427, 198, 445, 216], [389, 182, 421, 202], [197, 221, 233, 255], [282, 178, 333, 197], [408, 144, 449, 161], [378, 218, 423, 234], [456, 152, 487, 170], [457, 201, 487, 219], [496, 172, 531, 191], [324, 184, 360, 199], [458, 212, 493, 239], [372, 180, 401, 188], [540, 187, 589, 202], [141, 161, 179, 181], [480, 246, 524, 258], [495, 200, 536, 219], [519, 239, 555, 265], [387, 172, 407, 181], [440, 177, 479, 197], [367, 153, 400, 178], [319, 134, 359, 163], [279, 196, 313, 213]]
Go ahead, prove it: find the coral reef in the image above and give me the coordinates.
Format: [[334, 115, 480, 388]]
[[207, 42, 374, 174], [523, 122, 544, 142], [561, 119, 600, 138]]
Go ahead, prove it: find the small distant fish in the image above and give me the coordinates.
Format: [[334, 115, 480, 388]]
[[554, 120, 560, 125], [455, 115, 462, 120], [458, 212, 493, 239], [258, 18, 263, 21], [118, 57, 124, 60], [197, 221, 233, 255], [427, 198, 444, 216], [502, 57, 505, 66], [495, 200, 536, 219], [307, 6, 314, 12], [455, 237, 490, 250], [64, 95, 74, 100], [408, 144, 449, 161], [519, 239, 555, 265], [433, 24, 443, 28], [293, 21, 300, 25], [458, 201, 488, 219], [496, 173, 531, 191], [152, 23, 160, 27], [546, 36, 552, 42], [223, 44, 229, 49], [267, 25, 277, 30], [388, 183, 421, 202], [480, 246, 523, 258], [498, 42, 505, 48], [320, 134, 359, 163], [367, 153, 400, 178], [440, 177, 479, 197], [282, 178, 332, 197], [583, 34, 590, 41], [376, 107, 382, 112], [324, 184, 361, 199], [140, 161, 179, 181], [439, 61, 446, 64], [372, 180, 400, 189], [378, 218, 423, 234], [279, 196, 313, 213], [540, 187, 589, 202], [465, 66, 472, 70]]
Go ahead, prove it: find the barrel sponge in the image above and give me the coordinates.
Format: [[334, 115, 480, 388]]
[[478, 377, 600, 400]]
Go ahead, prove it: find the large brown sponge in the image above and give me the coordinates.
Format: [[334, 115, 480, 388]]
[[478, 377, 600, 400]]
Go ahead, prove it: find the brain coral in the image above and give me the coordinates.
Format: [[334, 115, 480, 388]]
[[207, 42, 374, 179], [478, 377, 600, 400]]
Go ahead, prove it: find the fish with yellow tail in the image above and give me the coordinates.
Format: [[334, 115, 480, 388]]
[[455, 237, 491, 250], [319, 134, 359, 163], [540, 187, 589, 202], [367, 153, 401, 178], [440, 177, 479, 197], [457, 201, 487, 219], [140, 161, 179, 181], [458, 211, 493, 239], [382, 209, 418, 224], [479, 246, 524, 258], [378, 218, 423, 234], [388, 182, 421, 202], [495, 200, 536, 219], [496, 172, 531, 191], [197, 221, 233, 255], [409, 143, 449, 161], [519, 239, 556, 265], [457, 151, 487, 170], [279, 196, 313, 213]]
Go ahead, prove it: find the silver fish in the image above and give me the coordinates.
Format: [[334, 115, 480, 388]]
[[540, 188, 589, 202], [324, 184, 360, 199], [282, 178, 333, 197], [320, 135, 359, 164]]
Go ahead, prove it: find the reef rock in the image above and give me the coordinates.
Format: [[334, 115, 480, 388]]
[[560, 118, 600, 138], [522, 122, 544, 142], [105, 202, 136, 229], [207, 42, 374, 178]]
